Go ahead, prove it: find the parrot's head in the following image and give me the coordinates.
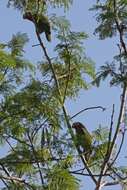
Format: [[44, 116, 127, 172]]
[[23, 12, 33, 21], [72, 122, 86, 133], [72, 122, 84, 129], [72, 122, 92, 136]]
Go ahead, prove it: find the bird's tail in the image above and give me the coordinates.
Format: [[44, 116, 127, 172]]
[[45, 32, 51, 42]]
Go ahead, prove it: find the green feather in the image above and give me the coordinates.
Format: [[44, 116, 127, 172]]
[[72, 122, 92, 161]]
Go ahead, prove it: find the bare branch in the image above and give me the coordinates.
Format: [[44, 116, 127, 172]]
[[105, 181, 119, 186], [31, 118, 48, 139], [107, 104, 115, 155], [71, 106, 106, 119], [70, 171, 110, 177], [107, 131, 125, 171], [0, 174, 25, 183]]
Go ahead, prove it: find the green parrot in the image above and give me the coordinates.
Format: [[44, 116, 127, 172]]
[[72, 122, 115, 164], [23, 12, 51, 42], [72, 122, 92, 161]]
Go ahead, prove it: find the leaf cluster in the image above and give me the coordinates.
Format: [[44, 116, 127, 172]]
[[40, 16, 95, 99], [91, 0, 127, 39], [7, 0, 73, 12], [0, 32, 33, 98]]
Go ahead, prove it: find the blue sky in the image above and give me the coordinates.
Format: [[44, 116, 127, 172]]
[[0, 0, 124, 189]]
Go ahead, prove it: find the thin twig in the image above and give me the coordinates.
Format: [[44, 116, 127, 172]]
[[4, 138, 15, 152], [3, 134, 30, 147], [0, 163, 15, 185], [0, 178, 9, 189], [70, 171, 110, 177], [27, 131, 44, 185], [108, 86, 127, 167], [0, 174, 35, 189], [113, 0, 127, 54], [0, 175, 25, 183], [32, 43, 41, 47], [106, 104, 115, 162], [104, 181, 119, 186], [32, 118, 48, 139], [71, 106, 106, 119], [106, 131, 125, 172]]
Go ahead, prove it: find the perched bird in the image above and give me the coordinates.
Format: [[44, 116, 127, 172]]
[[72, 122, 92, 161], [23, 12, 51, 41]]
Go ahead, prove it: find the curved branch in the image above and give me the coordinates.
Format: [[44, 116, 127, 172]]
[[70, 106, 106, 119]]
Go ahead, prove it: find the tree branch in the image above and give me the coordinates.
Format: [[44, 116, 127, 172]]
[[27, 131, 44, 185], [70, 106, 106, 119]]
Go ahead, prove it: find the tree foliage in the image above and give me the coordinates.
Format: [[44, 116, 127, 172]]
[[0, 0, 127, 190]]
